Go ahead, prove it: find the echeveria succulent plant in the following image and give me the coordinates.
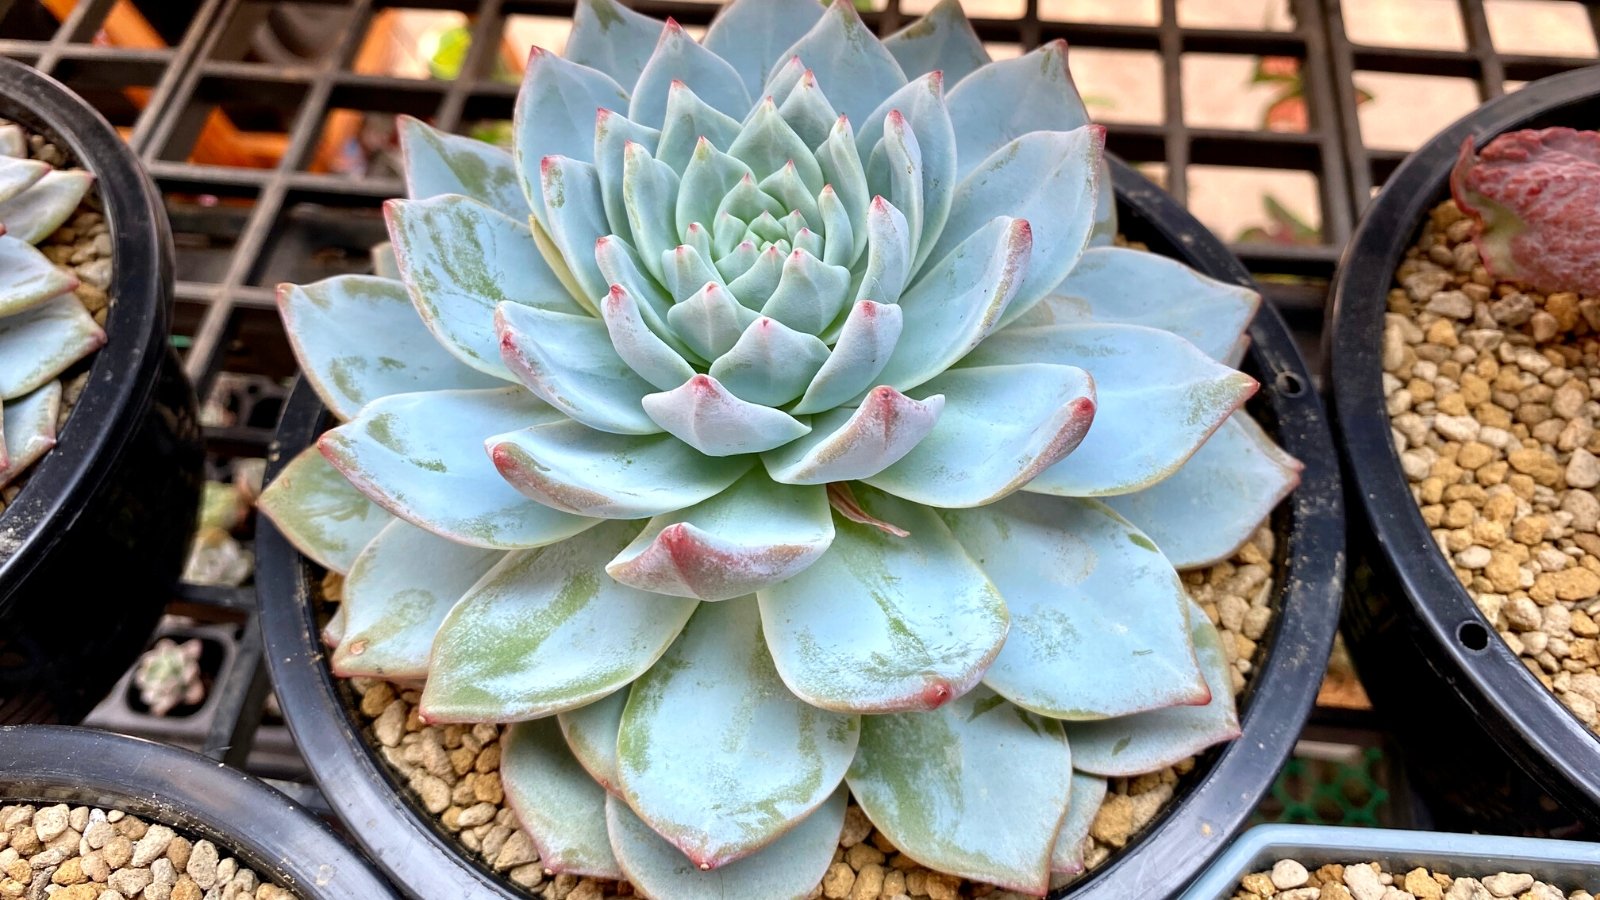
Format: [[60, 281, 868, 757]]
[[259, 0, 1302, 894], [0, 123, 98, 490]]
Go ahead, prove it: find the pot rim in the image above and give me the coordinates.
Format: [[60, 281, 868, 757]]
[[1328, 67, 1600, 818], [256, 157, 1345, 900], [0, 724, 396, 899], [0, 58, 176, 607]]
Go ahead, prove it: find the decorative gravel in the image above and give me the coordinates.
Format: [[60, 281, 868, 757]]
[[0, 802, 296, 899], [1229, 857, 1595, 900], [1383, 200, 1600, 734], [334, 523, 1278, 899]]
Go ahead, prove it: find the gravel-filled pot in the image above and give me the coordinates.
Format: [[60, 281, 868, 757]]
[[0, 59, 203, 724], [257, 150, 1342, 900], [0, 724, 396, 899], [1331, 67, 1600, 834]]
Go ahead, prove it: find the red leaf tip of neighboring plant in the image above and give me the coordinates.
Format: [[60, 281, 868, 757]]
[[1450, 126, 1600, 295]]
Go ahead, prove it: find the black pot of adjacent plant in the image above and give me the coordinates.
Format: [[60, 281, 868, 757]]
[[0, 724, 396, 899], [1332, 66, 1600, 835], [0, 60, 203, 724]]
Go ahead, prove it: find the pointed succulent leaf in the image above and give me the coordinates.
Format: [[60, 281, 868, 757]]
[[0, 293, 104, 400], [642, 374, 812, 456], [1104, 413, 1301, 569], [565, 0, 664, 90], [620, 142, 683, 281], [971, 324, 1257, 497], [667, 282, 759, 360], [594, 109, 661, 244], [846, 687, 1071, 895], [320, 387, 599, 549], [501, 717, 624, 878], [323, 604, 348, 649], [0, 170, 92, 245], [776, 71, 838, 150], [876, 217, 1031, 392], [513, 47, 630, 218], [496, 303, 661, 435], [386, 194, 580, 378], [758, 486, 1007, 713], [884, 0, 991, 88], [539, 156, 612, 304], [865, 113, 925, 266], [631, 20, 752, 130], [774, 0, 907, 126], [940, 493, 1208, 719], [1027, 246, 1260, 361], [0, 235, 78, 317], [760, 249, 852, 335], [790, 301, 902, 415], [946, 41, 1089, 178], [858, 74, 956, 270], [257, 445, 394, 575], [595, 236, 682, 346], [816, 118, 870, 261], [397, 115, 526, 213], [817, 186, 854, 267], [558, 688, 628, 793], [854, 196, 912, 307], [332, 520, 501, 679], [0, 155, 47, 205], [1066, 603, 1240, 776], [759, 163, 822, 228], [728, 99, 824, 190], [707, 316, 831, 407], [618, 598, 859, 868], [764, 387, 943, 484], [677, 139, 754, 241], [658, 82, 744, 173], [422, 519, 697, 722], [704, 0, 824, 96], [606, 470, 833, 602], [278, 275, 501, 421], [0, 381, 59, 488], [1051, 774, 1108, 875], [608, 788, 845, 900], [600, 285, 697, 391], [866, 363, 1094, 508], [660, 243, 723, 303], [489, 418, 754, 518]]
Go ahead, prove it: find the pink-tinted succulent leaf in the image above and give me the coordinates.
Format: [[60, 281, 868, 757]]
[[776, 71, 838, 151], [845, 686, 1071, 896], [940, 493, 1207, 719], [726, 245, 786, 311], [606, 470, 833, 601], [488, 416, 755, 518], [495, 302, 661, 435], [968, 324, 1256, 498], [677, 139, 754, 245], [385, 194, 580, 379], [539, 155, 612, 304], [256, 445, 394, 575], [1450, 128, 1600, 294], [596, 110, 663, 240], [657, 82, 743, 174], [420, 519, 697, 722], [760, 162, 823, 228], [594, 235, 676, 333], [617, 598, 858, 868], [667, 282, 759, 361], [321, 604, 348, 649], [772, 0, 906, 126], [1050, 773, 1107, 875], [370, 242, 399, 280], [630, 19, 751, 131], [565, 0, 664, 91], [660, 242, 724, 303], [607, 787, 845, 900], [703, 0, 823, 96], [928, 128, 1102, 319], [0, 155, 48, 206], [858, 74, 955, 270], [0, 293, 104, 401], [278, 275, 502, 421], [0, 125, 24, 159], [757, 485, 1007, 714], [790, 301, 903, 415], [558, 688, 628, 795], [331, 519, 502, 679], [728, 99, 825, 191], [0, 170, 92, 245], [758, 249, 852, 336], [707, 316, 830, 407], [817, 186, 855, 267], [320, 387, 599, 549], [876, 216, 1031, 392], [0, 381, 59, 488], [1017, 246, 1260, 363], [0, 235, 78, 317], [826, 482, 909, 538], [852, 195, 913, 311], [865, 113, 926, 267], [617, 143, 680, 283], [764, 386, 944, 484], [1104, 412, 1300, 570], [865, 362, 1095, 508], [513, 46, 629, 226], [816, 118, 871, 261], [501, 716, 624, 878], [641, 374, 811, 457], [599, 285, 697, 391], [1066, 602, 1239, 776], [396, 115, 526, 213], [883, 0, 991, 89]]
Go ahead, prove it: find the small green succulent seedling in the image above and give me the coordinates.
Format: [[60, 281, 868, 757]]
[[260, 0, 1302, 895], [0, 124, 98, 490], [134, 636, 206, 716]]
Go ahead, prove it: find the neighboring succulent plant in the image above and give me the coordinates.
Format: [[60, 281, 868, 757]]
[[133, 636, 206, 716], [0, 123, 98, 490], [259, 0, 1302, 895]]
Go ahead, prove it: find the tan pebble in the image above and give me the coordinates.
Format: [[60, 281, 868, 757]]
[[845, 842, 885, 870], [473, 776, 503, 805], [101, 835, 131, 869], [1404, 869, 1443, 900], [1548, 568, 1600, 602], [1481, 873, 1533, 897], [373, 701, 407, 747], [456, 802, 496, 829], [1457, 442, 1494, 470], [1272, 860, 1310, 890], [51, 885, 99, 900], [114, 817, 145, 841], [851, 863, 885, 900], [838, 807, 873, 848], [1345, 863, 1385, 900], [1323, 886, 1354, 900], [131, 824, 174, 867], [106, 867, 151, 896], [568, 879, 604, 900], [31, 806, 67, 843], [1279, 890, 1322, 900], [185, 839, 218, 889], [414, 774, 451, 814], [257, 886, 294, 900], [1240, 873, 1277, 896], [170, 876, 201, 900], [822, 862, 855, 899], [78, 851, 107, 883], [493, 831, 536, 871], [506, 863, 543, 889], [1508, 449, 1562, 486], [50, 858, 85, 885], [1567, 449, 1600, 489], [165, 837, 191, 872], [359, 682, 395, 717]]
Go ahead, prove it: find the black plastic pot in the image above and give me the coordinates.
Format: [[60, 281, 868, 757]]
[[0, 724, 396, 899], [256, 158, 1344, 900], [0, 60, 204, 724], [1331, 67, 1600, 836]]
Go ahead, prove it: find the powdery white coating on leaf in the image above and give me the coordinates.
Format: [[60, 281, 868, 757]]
[[0, 292, 103, 401], [764, 386, 944, 485], [257, 444, 394, 575], [0, 236, 77, 318], [0, 381, 59, 488], [502, 716, 623, 878], [558, 688, 629, 794], [0, 169, 92, 245], [0, 154, 48, 206], [882, 0, 991, 89], [397, 115, 528, 213], [495, 302, 663, 435], [641, 374, 811, 456], [565, 0, 664, 91], [1050, 773, 1107, 875]]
